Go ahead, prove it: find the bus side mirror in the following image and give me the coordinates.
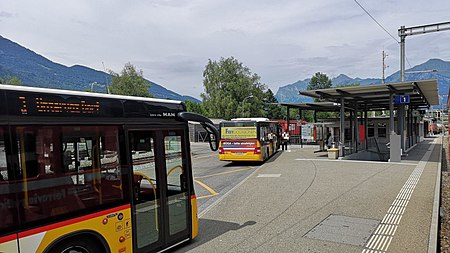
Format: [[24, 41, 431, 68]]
[[177, 112, 219, 151], [201, 122, 219, 151]]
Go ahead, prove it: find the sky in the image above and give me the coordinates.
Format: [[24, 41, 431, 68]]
[[1, 0, 450, 99]]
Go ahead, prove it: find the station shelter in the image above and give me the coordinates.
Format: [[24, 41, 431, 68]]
[[281, 80, 439, 162]]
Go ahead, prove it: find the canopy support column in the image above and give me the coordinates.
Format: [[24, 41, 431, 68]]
[[350, 110, 354, 153], [354, 104, 359, 153], [389, 93, 395, 134], [300, 109, 303, 148], [340, 97, 345, 157], [364, 104, 368, 150], [399, 104, 405, 153]]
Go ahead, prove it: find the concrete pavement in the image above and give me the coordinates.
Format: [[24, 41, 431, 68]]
[[178, 137, 442, 253]]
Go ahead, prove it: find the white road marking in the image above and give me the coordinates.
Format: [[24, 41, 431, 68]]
[[257, 174, 281, 178], [294, 158, 418, 166]]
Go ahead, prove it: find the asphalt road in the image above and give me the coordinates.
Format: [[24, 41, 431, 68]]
[[190, 142, 265, 215]]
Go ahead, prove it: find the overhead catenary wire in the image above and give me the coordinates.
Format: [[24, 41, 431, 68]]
[[353, 0, 413, 70], [353, 0, 398, 43]]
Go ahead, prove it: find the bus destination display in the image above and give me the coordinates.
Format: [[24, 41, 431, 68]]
[[19, 96, 100, 115]]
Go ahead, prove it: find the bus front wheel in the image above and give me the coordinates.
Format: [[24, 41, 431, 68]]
[[48, 236, 104, 253]]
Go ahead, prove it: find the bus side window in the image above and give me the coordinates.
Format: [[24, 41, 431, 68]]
[[60, 126, 123, 205], [12, 126, 123, 223], [0, 129, 6, 181], [16, 129, 39, 179], [260, 127, 265, 142], [13, 127, 80, 221], [0, 127, 17, 231]]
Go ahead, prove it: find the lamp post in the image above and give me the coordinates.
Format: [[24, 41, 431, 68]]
[[242, 95, 254, 102], [90, 82, 98, 92], [241, 95, 254, 117]]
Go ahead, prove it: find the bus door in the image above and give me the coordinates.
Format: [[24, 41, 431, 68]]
[[128, 129, 190, 252]]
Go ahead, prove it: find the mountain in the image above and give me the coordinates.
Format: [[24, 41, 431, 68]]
[[0, 36, 200, 102], [275, 75, 384, 103], [332, 74, 380, 86], [275, 79, 311, 103], [276, 58, 450, 106]]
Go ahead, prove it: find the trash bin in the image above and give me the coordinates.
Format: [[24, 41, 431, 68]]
[[327, 148, 339, 159]]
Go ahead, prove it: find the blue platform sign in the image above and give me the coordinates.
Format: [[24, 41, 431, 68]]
[[394, 95, 410, 105]]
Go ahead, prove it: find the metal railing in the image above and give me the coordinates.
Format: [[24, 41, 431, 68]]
[[366, 137, 390, 161]]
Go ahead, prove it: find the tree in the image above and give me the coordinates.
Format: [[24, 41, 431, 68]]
[[108, 63, 151, 97], [307, 72, 332, 102], [201, 57, 267, 119], [185, 100, 206, 115], [0, 75, 22, 85], [307, 72, 332, 90], [264, 89, 284, 119]]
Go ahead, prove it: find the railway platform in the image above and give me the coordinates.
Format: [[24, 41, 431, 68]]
[[176, 137, 442, 253]]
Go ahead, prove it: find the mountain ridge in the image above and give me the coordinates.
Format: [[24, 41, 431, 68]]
[[1, 36, 448, 106], [0, 36, 200, 102], [276, 58, 450, 105]]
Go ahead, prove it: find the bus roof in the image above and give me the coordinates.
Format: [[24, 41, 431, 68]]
[[0, 84, 182, 105], [230, 117, 270, 122]]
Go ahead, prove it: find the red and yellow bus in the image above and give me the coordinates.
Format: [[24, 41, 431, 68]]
[[0, 85, 218, 253], [218, 118, 281, 162]]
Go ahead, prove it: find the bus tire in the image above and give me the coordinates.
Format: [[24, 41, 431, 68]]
[[47, 235, 105, 253]]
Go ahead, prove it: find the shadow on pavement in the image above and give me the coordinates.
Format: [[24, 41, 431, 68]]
[[171, 218, 256, 252], [223, 161, 264, 167], [264, 150, 282, 163]]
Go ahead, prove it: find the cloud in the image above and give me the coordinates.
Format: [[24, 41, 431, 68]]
[[135, 56, 203, 77], [0, 11, 13, 18], [1, 0, 450, 99]]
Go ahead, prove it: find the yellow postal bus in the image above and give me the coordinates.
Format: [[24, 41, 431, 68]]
[[0, 85, 218, 253], [218, 118, 281, 162]]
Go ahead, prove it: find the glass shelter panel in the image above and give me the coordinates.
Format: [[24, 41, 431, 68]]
[[378, 123, 387, 138]]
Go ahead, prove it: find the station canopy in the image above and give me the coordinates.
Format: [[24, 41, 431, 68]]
[[291, 79, 439, 111], [279, 102, 345, 112]]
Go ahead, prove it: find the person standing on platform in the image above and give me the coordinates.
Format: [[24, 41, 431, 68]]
[[327, 133, 332, 150], [282, 131, 289, 150]]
